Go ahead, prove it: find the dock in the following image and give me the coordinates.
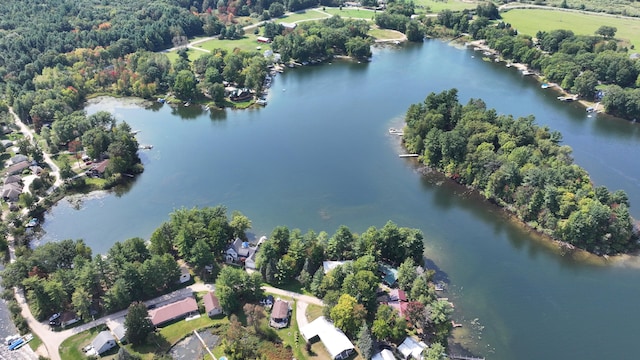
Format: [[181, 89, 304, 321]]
[[448, 355, 485, 360], [399, 154, 419, 158]]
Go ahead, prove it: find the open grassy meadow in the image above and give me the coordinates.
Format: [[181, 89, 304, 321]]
[[414, 0, 479, 14], [323, 7, 378, 20], [275, 9, 330, 23], [369, 28, 405, 40], [502, 9, 640, 49]]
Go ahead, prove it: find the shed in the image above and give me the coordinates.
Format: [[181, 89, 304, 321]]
[[257, 36, 271, 43], [301, 316, 354, 360], [203, 292, 222, 317], [148, 297, 198, 327], [91, 330, 117, 355], [398, 336, 427, 360], [112, 324, 126, 343]]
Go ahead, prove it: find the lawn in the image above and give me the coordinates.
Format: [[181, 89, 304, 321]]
[[323, 7, 378, 20], [369, 28, 405, 40], [414, 0, 479, 14], [501, 8, 640, 49], [59, 326, 118, 360], [305, 304, 323, 322], [275, 9, 330, 23]]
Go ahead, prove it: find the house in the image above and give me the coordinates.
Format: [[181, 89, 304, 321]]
[[301, 316, 355, 360], [398, 336, 427, 360], [2, 183, 22, 202], [88, 159, 109, 177], [1, 139, 13, 148], [281, 22, 297, 30], [379, 264, 398, 287], [4, 175, 21, 185], [10, 154, 28, 165], [372, 349, 396, 360], [323, 260, 351, 274], [257, 36, 271, 43], [387, 301, 409, 318], [226, 238, 258, 269], [148, 297, 198, 327], [59, 311, 80, 327], [108, 321, 126, 343], [30, 165, 44, 175], [90, 330, 117, 355], [389, 289, 407, 302], [269, 299, 290, 328], [229, 88, 253, 102], [203, 292, 222, 317], [6, 161, 30, 175]]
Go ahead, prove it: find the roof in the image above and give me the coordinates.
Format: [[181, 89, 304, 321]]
[[91, 331, 115, 350], [4, 175, 21, 184], [6, 161, 30, 174], [11, 154, 28, 164], [372, 349, 396, 360], [389, 289, 407, 302], [112, 324, 126, 342], [300, 316, 355, 360], [388, 301, 409, 317], [92, 159, 109, 174], [271, 300, 289, 320], [148, 297, 198, 326], [380, 264, 398, 286], [203, 292, 221, 313], [323, 260, 351, 274], [398, 336, 427, 360]]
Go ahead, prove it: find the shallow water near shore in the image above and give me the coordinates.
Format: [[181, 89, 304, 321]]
[[36, 40, 640, 359]]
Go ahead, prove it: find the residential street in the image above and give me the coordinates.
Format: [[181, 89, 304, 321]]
[[13, 282, 319, 359]]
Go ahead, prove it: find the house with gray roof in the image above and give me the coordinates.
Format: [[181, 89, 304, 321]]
[[90, 331, 117, 355]]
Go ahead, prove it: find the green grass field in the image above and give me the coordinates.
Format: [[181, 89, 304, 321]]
[[502, 9, 640, 49], [414, 0, 479, 14], [59, 327, 118, 360], [369, 28, 405, 40], [275, 9, 330, 23], [323, 7, 378, 20]]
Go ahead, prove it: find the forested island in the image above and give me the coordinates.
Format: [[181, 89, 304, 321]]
[[402, 89, 638, 255]]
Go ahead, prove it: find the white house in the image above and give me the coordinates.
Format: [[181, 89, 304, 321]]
[[301, 316, 355, 360], [398, 336, 427, 360], [372, 349, 396, 360], [226, 238, 259, 269], [90, 331, 117, 355]]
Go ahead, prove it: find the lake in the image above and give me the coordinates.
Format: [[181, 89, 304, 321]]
[[38, 40, 640, 360]]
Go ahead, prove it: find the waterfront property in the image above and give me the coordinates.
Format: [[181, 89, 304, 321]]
[[225, 238, 258, 269], [148, 297, 199, 327], [301, 316, 355, 360], [398, 336, 427, 360]]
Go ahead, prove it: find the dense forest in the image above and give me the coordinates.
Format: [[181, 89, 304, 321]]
[[403, 89, 638, 255]]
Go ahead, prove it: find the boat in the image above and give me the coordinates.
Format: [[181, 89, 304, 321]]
[[506, 62, 512, 68], [435, 282, 446, 291], [557, 95, 577, 102], [5, 334, 20, 346], [157, 98, 165, 104], [26, 218, 39, 228], [256, 99, 267, 106], [183, 101, 190, 106], [483, 51, 492, 56], [11, 334, 33, 350], [541, 83, 551, 89], [139, 145, 153, 150], [389, 128, 398, 134], [522, 70, 533, 76], [586, 106, 596, 113]]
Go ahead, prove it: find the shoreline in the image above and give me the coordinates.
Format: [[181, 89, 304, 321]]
[[466, 39, 603, 114]]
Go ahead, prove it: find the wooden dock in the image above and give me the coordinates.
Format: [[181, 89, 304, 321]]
[[399, 154, 419, 158], [448, 354, 485, 360]]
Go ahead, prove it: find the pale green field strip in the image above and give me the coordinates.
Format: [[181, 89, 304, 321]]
[[275, 9, 330, 23], [414, 0, 479, 14], [323, 7, 378, 20], [502, 9, 640, 49]]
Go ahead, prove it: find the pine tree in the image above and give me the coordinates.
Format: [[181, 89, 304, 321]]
[[124, 302, 153, 345], [356, 322, 374, 360]]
